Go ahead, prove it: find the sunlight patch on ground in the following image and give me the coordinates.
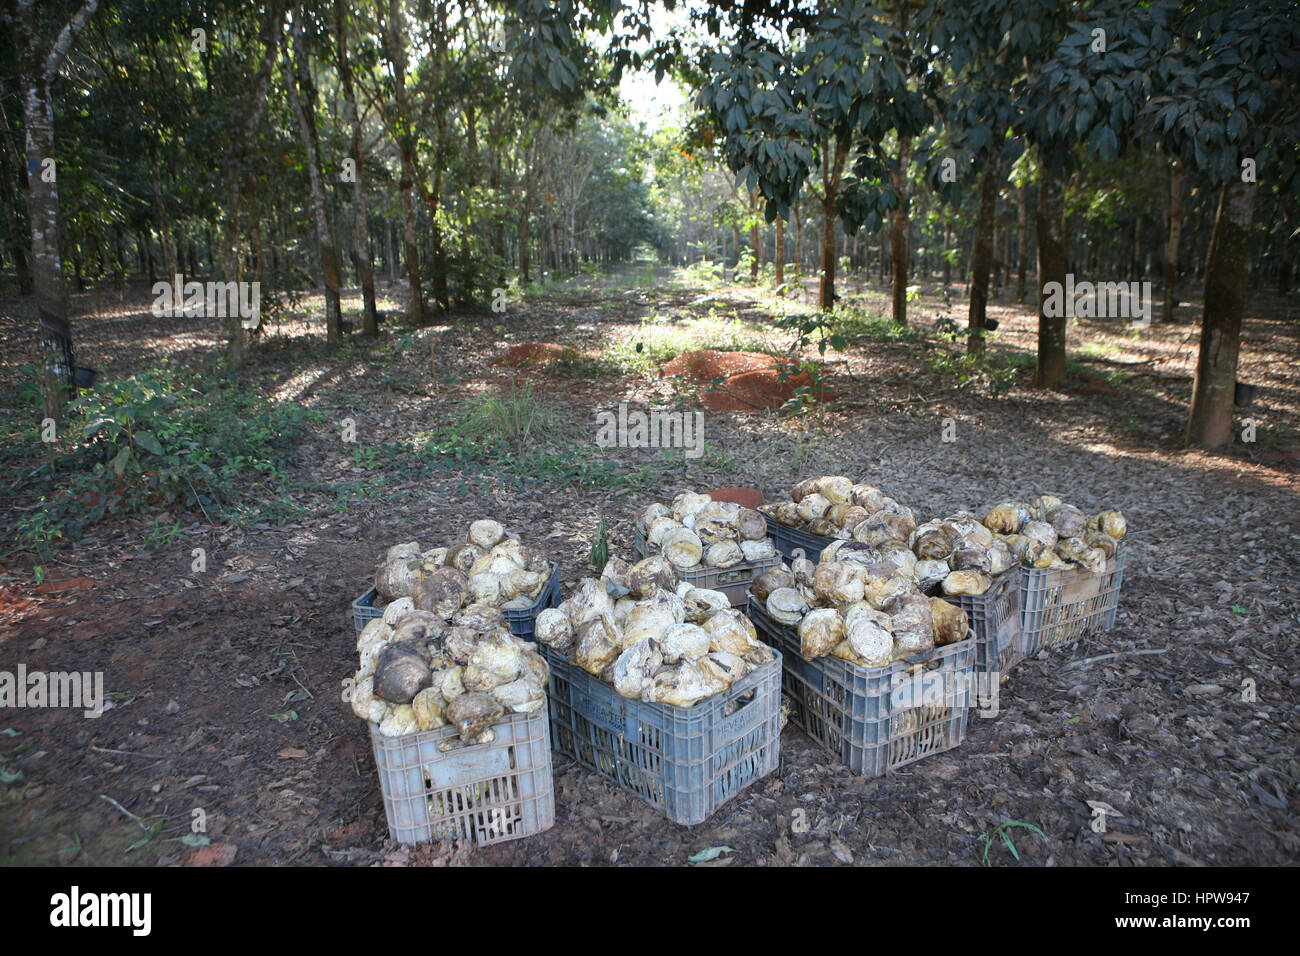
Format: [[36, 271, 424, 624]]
[[273, 367, 330, 404]]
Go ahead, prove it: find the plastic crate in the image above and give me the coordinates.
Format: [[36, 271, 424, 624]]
[[747, 595, 974, 777], [1019, 548, 1125, 656], [538, 644, 782, 826], [767, 520, 836, 562], [369, 709, 554, 846], [632, 527, 780, 606], [351, 563, 560, 642], [940, 565, 1025, 680]]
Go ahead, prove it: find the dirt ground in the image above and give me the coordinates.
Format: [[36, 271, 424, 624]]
[[1, 267, 1297, 867]]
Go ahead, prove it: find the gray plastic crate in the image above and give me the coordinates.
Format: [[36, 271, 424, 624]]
[[632, 527, 780, 606], [352, 563, 560, 641], [1019, 548, 1125, 656], [748, 595, 974, 777], [768, 521, 836, 562], [369, 709, 554, 846], [940, 565, 1025, 680], [538, 644, 782, 826]]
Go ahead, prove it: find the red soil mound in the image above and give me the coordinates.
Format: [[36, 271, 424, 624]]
[[493, 342, 579, 367], [701, 368, 835, 412], [659, 349, 777, 382], [660, 349, 834, 412]]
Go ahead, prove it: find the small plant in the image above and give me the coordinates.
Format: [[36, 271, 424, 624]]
[[16, 501, 65, 560], [348, 446, 386, 469], [588, 519, 609, 573], [682, 258, 723, 288], [978, 820, 1046, 866], [446, 385, 556, 453], [141, 518, 188, 550]]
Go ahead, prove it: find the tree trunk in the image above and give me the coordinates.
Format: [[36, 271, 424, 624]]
[[221, 0, 281, 368], [818, 138, 848, 309], [383, 0, 422, 325], [1186, 180, 1256, 448], [1035, 164, 1068, 388], [0, 125, 33, 294], [1016, 182, 1028, 302], [140, 228, 153, 283], [151, 166, 177, 286], [386, 219, 395, 283], [1163, 161, 1184, 324], [819, 203, 836, 308], [1280, 210, 1292, 296], [889, 135, 912, 325], [336, 0, 377, 335], [113, 226, 125, 287], [399, 152, 423, 325], [794, 197, 803, 280], [942, 217, 952, 290], [288, 17, 342, 346], [25, 89, 76, 418], [16, 0, 102, 419], [774, 216, 785, 292], [519, 198, 531, 283], [968, 154, 1001, 357], [990, 214, 1002, 294]]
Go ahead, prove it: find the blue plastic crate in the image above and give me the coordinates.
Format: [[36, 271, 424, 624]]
[[767, 520, 836, 563], [747, 595, 974, 777], [351, 563, 560, 641], [632, 526, 780, 606], [1019, 547, 1125, 656], [538, 644, 782, 826], [370, 709, 554, 846], [940, 565, 1025, 681]]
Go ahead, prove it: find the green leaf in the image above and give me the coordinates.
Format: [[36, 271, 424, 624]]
[[688, 845, 735, 863], [0, 728, 20, 737], [1003, 821, 1046, 838], [0, 767, 23, 784], [1066, 714, 1082, 724], [1230, 605, 1246, 615], [134, 431, 164, 455], [111, 446, 131, 477], [1000, 828, 1020, 860]]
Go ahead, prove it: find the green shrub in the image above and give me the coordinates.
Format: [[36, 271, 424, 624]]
[[12, 369, 318, 556]]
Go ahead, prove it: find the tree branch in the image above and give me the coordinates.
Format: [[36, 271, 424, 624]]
[[38, 0, 102, 87]]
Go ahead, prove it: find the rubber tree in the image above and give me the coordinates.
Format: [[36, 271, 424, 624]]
[[6, 0, 101, 420], [697, 2, 933, 311], [285, 6, 343, 346], [335, 0, 378, 335], [921, 0, 1028, 354], [1011, 0, 1177, 387], [1141, 1, 1299, 447]]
